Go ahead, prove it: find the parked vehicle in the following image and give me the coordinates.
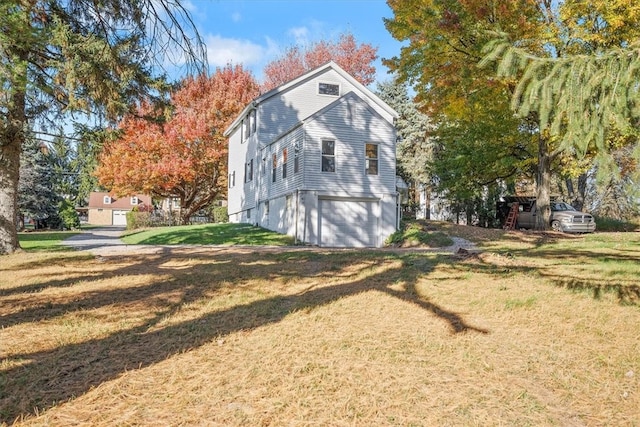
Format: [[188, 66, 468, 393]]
[[517, 200, 596, 233]]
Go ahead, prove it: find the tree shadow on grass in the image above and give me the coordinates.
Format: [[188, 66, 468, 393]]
[[0, 248, 487, 423]]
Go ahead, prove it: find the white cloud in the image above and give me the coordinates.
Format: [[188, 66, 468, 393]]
[[287, 26, 310, 46], [205, 35, 265, 68]]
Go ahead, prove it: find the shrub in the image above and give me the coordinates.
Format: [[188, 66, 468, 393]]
[[58, 200, 80, 230], [385, 221, 453, 247], [212, 206, 228, 223], [594, 216, 640, 232], [126, 211, 152, 230]]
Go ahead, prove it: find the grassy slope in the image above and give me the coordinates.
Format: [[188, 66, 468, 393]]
[[121, 223, 295, 246], [2, 226, 639, 425]]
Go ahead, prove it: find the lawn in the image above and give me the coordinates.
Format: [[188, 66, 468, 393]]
[[1, 226, 639, 425], [17, 231, 79, 251], [121, 223, 296, 246]]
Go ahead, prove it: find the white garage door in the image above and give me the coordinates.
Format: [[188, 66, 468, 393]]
[[112, 210, 128, 226], [319, 199, 378, 247]]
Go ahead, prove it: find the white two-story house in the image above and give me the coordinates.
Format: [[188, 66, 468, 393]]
[[224, 61, 399, 247]]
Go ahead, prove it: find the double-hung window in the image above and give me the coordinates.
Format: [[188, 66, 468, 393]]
[[294, 141, 301, 173], [365, 143, 378, 175], [282, 148, 288, 179], [321, 139, 335, 172], [245, 159, 253, 182], [272, 153, 277, 183]]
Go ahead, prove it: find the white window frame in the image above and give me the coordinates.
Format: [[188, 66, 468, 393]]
[[321, 139, 336, 173], [282, 148, 288, 179], [103, 196, 111, 204], [272, 153, 277, 183], [294, 140, 301, 173], [318, 82, 340, 96], [365, 143, 379, 175], [130, 196, 139, 205]]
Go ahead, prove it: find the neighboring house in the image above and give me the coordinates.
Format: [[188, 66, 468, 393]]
[[224, 61, 400, 247], [87, 191, 152, 226]]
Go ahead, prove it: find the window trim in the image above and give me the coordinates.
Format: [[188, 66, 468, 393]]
[[294, 140, 301, 173], [318, 82, 340, 96], [365, 143, 379, 175], [272, 153, 277, 183], [103, 196, 111, 205], [321, 139, 336, 173], [130, 196, 138, 205], [282, 148, 288, 179]]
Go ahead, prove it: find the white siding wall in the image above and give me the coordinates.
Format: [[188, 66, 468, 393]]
[[227, 64, 399, 245], [257, 68, 394, 142], [303, 94, 396, 197], [227, 118, 258, 220]]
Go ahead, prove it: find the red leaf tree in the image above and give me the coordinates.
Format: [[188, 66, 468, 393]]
[[262, 32, 378, 91], [96, 64, 260, 224]]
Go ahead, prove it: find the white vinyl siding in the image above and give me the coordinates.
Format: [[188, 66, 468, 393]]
[[227, 62, 399, 244], [303, 93, 396, 195], [256, 68, 392, 142]]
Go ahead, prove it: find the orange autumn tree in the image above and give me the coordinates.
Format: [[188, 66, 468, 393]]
[[262, 32, 378, 91], [96, 64, 260, 224]]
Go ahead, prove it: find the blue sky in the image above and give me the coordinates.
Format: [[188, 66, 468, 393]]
[[182, 0, 403, 86]]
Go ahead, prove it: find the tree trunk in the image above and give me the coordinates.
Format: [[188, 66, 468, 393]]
[[535, 134, 551, 230], [423, 183, 431, 220], [0, 71, 27, 254]]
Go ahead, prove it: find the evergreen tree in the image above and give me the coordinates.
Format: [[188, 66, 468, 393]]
[[48, 134, 80, 202], [0, 0, 206, 254], [18, 138, 60, 229], [376, 79, 432, 184]]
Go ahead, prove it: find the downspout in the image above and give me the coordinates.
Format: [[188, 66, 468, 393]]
[[396, 192, 401, 229], [294, 189, 299, 245]]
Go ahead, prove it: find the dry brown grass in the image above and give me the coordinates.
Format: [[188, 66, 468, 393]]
[[1, 230, 640, 426]]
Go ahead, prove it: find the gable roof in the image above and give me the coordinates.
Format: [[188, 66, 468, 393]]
[[224, 61, 398, 136]]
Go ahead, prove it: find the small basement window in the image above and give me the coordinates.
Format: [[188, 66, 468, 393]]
[[318, 82, 339, 96]]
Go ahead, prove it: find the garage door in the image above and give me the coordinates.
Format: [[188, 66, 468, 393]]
[[319, 199, 378, 247], [112, 210, 128, 226]]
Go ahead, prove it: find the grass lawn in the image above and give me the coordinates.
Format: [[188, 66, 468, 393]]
[[17, 230, 79, 251], [1, 225, 639, 425], [121, 223, 296, 246]]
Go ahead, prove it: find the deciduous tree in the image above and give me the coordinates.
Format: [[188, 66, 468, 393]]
[[262, 32, 377, 91], [0, 0, 206, 254], [384, 0, 551, 227], [97, 65, 260, 224], [385, 0, 640, 229]]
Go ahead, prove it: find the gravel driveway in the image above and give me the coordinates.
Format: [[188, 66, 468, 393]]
[[62, 227, 477, 257], [62, 227, 163, 256]]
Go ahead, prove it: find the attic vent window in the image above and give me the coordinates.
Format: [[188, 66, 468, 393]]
[[103, 196, 111, 204], [318, 82, 339, 96]]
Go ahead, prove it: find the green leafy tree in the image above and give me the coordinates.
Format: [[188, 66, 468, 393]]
[[0, 0, 206, 254], [384, 0, 547, 226], [385, 0, 640, 229]]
